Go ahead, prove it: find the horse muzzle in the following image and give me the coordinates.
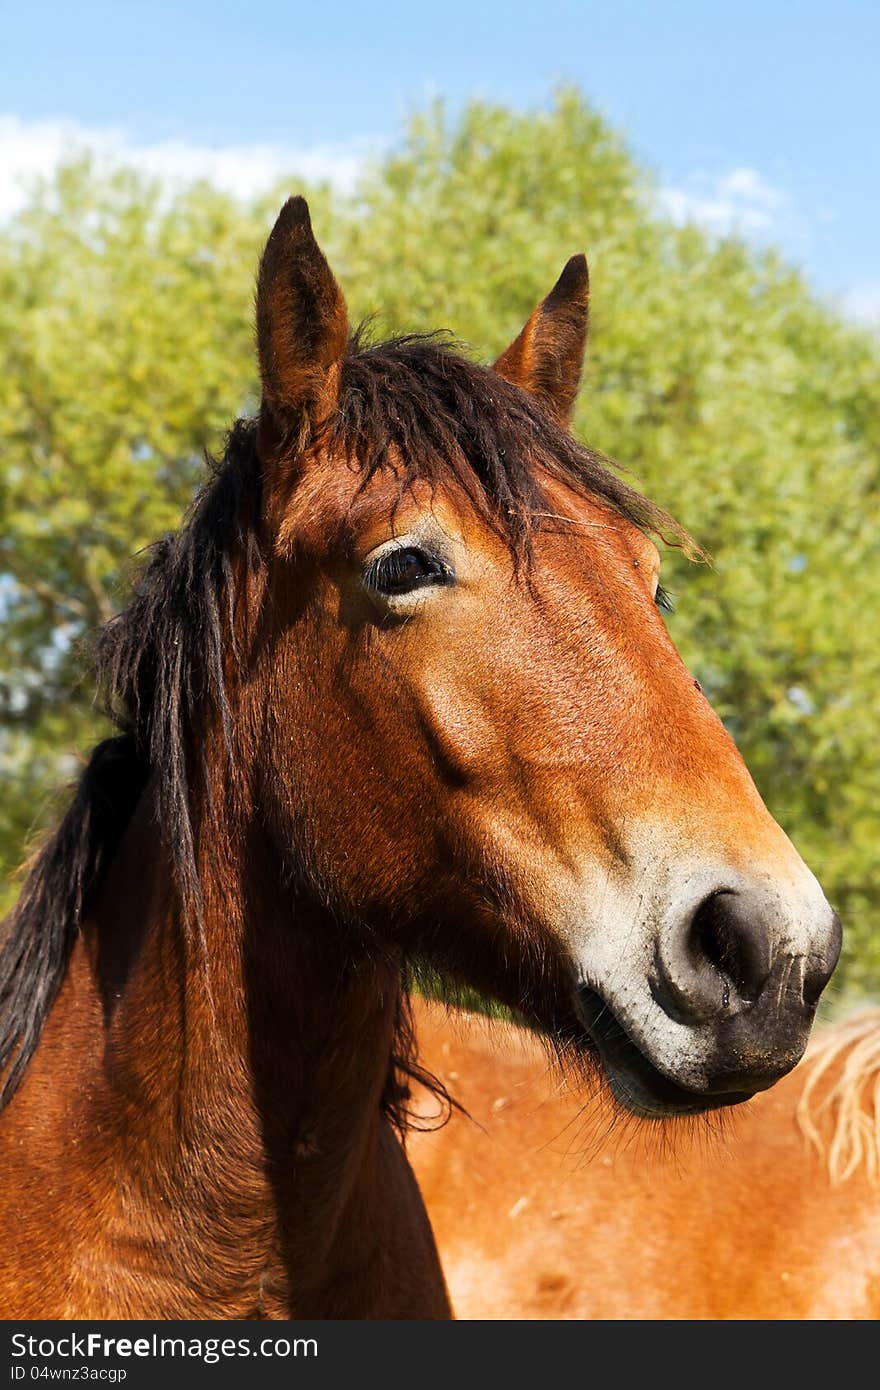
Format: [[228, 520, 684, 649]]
[[574, 901, 842, 1119]]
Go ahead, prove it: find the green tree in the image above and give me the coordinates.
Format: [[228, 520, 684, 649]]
[[1, 92, 878, 995]]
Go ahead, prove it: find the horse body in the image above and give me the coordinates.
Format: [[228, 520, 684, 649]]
[[0, 788, 448, 1317], [410, 1000, 880, 1320], [0, 197, 841, 1316]]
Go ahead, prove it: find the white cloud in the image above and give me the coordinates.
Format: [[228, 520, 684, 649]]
[[657, 166, 787, 239], [658, 166, 878, 332], [0, 114, 372, 219], [837, 280, 880, 328]]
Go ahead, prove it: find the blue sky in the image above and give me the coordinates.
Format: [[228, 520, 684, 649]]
[[2, 0, 878, 320]]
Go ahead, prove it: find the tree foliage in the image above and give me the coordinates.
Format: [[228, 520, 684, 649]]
[[1, 91, 878, 994]]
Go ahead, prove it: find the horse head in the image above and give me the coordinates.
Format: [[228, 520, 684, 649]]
[[246, 196, 840, 1118]]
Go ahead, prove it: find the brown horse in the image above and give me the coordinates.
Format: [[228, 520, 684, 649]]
[[410, 999, 880, 1319], [0, 197, 840, 1318]]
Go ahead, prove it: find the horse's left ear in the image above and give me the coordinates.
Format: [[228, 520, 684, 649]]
[[256, 196, 349, 435], [492, 255, 589, 427]]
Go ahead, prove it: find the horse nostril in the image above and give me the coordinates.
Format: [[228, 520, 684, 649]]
[[653, 887, 839, 1055], [656, 888, 829, 1025], [688, 891, 772, 1007]]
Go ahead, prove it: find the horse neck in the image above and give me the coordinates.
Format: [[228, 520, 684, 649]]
[[81, 780, 403, 1305]]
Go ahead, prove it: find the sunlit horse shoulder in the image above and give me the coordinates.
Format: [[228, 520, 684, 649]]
[[0, 196, 840, 1317], [410, 1000, 880, 1319]]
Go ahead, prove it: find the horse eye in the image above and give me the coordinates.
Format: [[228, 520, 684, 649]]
[[364, 546, 453, 597], [654, 584, 675, 614]]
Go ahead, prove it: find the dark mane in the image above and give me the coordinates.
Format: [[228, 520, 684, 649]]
[[0, 332, 689, 1111], [334, 330, 683, 560]]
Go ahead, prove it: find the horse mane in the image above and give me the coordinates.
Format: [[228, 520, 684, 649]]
[[0, 330, 690, 1113], [0, 736, 148, 1104], [796, 1008, 880, 1185]]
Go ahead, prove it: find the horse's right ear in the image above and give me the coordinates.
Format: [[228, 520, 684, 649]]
[[256, 197, 349, 436], [492, 255, 589, 427]]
